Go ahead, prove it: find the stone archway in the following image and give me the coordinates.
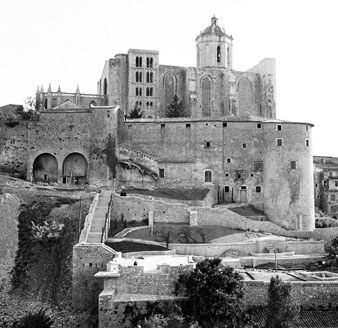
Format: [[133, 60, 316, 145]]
[[62, 153, 88, 185], [33, 153, 58, 182]]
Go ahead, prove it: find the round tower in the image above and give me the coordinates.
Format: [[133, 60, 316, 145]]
[[196, 16, 233, 69]]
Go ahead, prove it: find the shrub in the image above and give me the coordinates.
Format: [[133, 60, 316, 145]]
[[14, 308, 53, 328], [265, 275, 299, 328]]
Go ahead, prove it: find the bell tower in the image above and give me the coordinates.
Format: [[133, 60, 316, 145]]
[[196, 16, 233, 69]]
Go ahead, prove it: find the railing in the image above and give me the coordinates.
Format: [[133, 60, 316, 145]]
[[101, 193, 113, 243]]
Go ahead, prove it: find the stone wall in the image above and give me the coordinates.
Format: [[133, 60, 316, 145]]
[[0, 121, 28, 177], [244, 280, 338, 310], [72, 243, 116, 310], [112, 193, 190, 224]]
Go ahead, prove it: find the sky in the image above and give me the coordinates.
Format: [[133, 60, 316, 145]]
[[1, 0, 338, 156]]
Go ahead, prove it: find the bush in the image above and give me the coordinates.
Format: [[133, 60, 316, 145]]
[[14, 308, 53, 328]]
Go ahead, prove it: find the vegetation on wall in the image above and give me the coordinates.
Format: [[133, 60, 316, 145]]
[[10, 197, 85, 305], [104, 134, 118, 179]]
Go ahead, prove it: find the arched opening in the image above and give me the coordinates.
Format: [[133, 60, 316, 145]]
[[33, 153, 58, 183], [89, 100, 97, 107], [62, 153, 88, 185], [164, 73, 176, 112], [217, 45, 221, 63], [202, 76, 212, 117], [103, 78, 108, 96]]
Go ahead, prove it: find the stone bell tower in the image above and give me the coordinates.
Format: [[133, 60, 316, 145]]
[[196, 16, 233, 69]]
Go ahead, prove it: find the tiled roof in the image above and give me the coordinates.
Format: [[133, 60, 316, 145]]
[[250, 310, 338, 328]]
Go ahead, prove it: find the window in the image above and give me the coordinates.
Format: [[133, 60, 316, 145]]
[[306, 139, 309, 147], [136, 87, 138, 96], [306, 125, 309, 131], [277, 124, 282, 131], [277, 138, 283, 146], [257, 123, 261, 128], [235, 170, 244, 180], [335, 181, 338, 187], [256, 186, 262, 193], [217, 45, 221, 63], [331, 194, 336, 201], [224, 186, 230, 193], [146, 87, 153, 97], [226, 158, 231, 163], [290, 161, 297, 169], [202, 77, 212, 117], [206, 141, 211, 148], [146, 57, 153, 68], [146, 72, 154, 83], [254, 161, 263, 172], [161, 124, 165, 129], [225, 173, 229, 177], [242, 143, 247, 148], [159, 168, 164, 178], [186, 124, 191, 128], [205, 170, 212, 182], [223, 122, 227, 127], [241, 186, 247, 190]]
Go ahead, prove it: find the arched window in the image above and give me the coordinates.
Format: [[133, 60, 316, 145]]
[[149, 87, 153, 97], [103, 78, 108, 96], [202, 77, 212, 117], [139, 87, 142, 96], [136, 56, 139, 67], [139, 72, 142, 82], [146, 72, 150, 83], [136, 87, 138, 96], [227, 47, 230, 66], [139, 57, 142, 67], [150, 72, 153, 83], [217, 45, 221, 63], [164, 73, 175, 111], [44, 98, 48, 109], [136, 72, 139, 82]]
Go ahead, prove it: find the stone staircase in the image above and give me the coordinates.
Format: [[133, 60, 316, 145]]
[[86, 190, 112, 243]]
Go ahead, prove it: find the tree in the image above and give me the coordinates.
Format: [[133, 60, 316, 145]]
[[265, 276, 299, 328], [175, 258, 250, 328], [128, 104, 144, 119], [166, 95, 186, 118], [16, 96, 39, 120]]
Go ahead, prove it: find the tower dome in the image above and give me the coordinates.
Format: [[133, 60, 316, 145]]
[[196, 16, 233, 69]]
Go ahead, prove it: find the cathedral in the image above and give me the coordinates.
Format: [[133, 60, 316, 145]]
[[1, 17, 315, 231], [37, 16, 276, 120]]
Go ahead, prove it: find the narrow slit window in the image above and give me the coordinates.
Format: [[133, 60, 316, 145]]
[[205, 171, 212, 182]]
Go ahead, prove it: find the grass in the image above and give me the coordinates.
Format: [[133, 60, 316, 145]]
[[125, 224, 244, 243], [125, 188, 209, 201], [105, 240, 169, 253]]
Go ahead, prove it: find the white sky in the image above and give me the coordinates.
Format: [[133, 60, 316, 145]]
[[1, 0, 337, 156]]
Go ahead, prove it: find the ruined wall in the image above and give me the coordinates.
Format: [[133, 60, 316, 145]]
[[0, 121, 28, 177]]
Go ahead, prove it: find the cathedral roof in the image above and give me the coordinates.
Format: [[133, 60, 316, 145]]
[[197, 16, 233, 40], [202, 16, 226, 36]]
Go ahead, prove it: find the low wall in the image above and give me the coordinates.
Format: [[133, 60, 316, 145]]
[[170, 239, 324, 258], [170, 241, 257, 257], [112, 193, 190, 224], [79, 192, 100, 243], [244, 280, 338, 310]]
